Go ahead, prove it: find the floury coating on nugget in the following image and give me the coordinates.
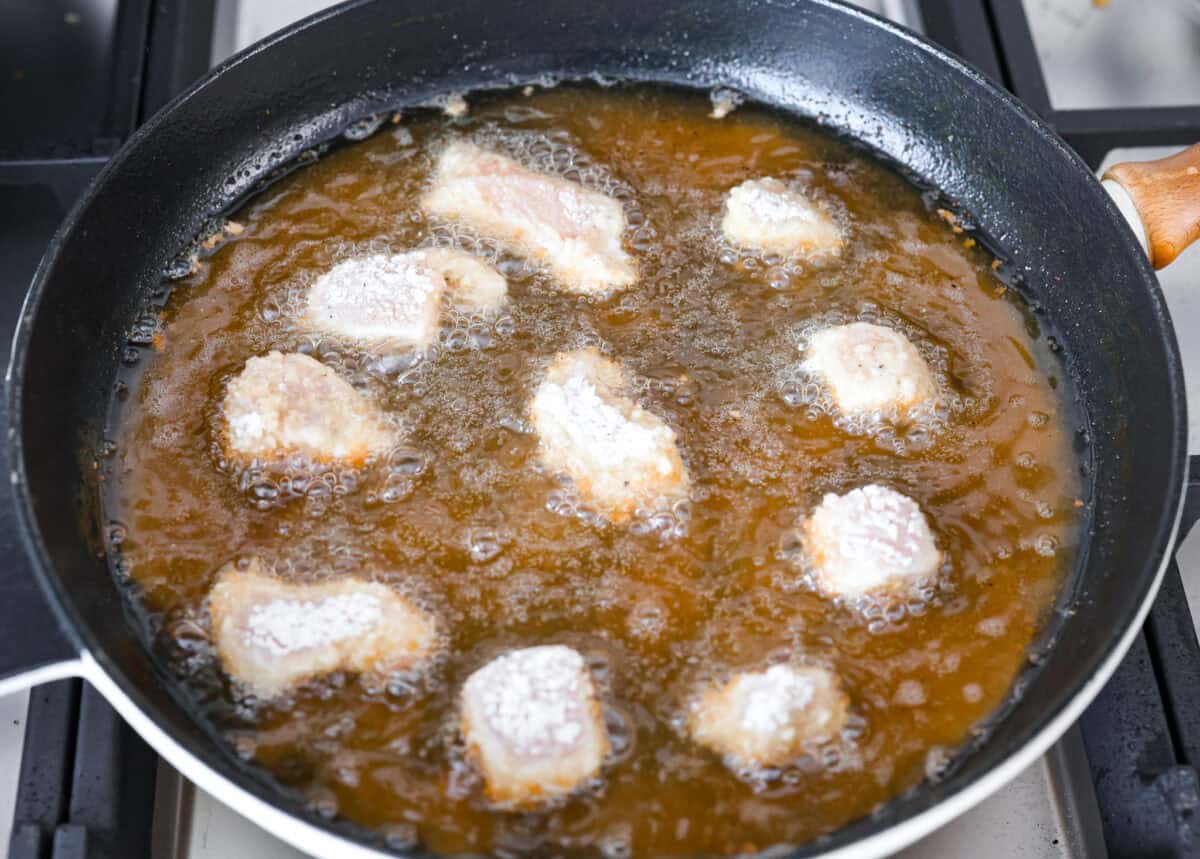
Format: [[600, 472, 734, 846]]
[[220, 351, 394, 464], [303, 249, 506, 349], [422, 142, 635, 295], [460, 645, 610, 806], [721, 177, 844, 260], [689, 664, 849, 769], [802, 484, 942, 599], [530, 348, 690, 522], [208, 558, 438, 698], [803, 322, 938, 417]]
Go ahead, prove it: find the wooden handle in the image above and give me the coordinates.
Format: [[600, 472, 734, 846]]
[[1104, 144, 1200, 270]]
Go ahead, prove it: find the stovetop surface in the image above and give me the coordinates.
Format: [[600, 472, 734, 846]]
[[3, 1, 1200, 857]]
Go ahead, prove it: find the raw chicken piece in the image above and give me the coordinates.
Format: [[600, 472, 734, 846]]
[[802, 484, 941, 599], [722, 177, 844, 259], [530, 348, 689, 522], [208, 558, 437, 698], [221, 351, 394, 464], [460, 645, 610, 807], [304, 253, 443, 347], [804, 322, 937, 416], [303, 250, 507, 349], [422, 141, 635, 295], [417, 247, 507, 313], [690, 664, 849, 768]]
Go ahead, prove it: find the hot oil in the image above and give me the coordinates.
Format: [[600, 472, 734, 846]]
[[106, 84, 1082, 855]]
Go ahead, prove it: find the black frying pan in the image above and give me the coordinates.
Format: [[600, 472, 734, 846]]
[[0, 1, 1189, 856]]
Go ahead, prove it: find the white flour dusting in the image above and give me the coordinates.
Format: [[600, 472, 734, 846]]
[[805, 484, 941, 597], [803, 321, 937, 415], [244, 592, 383, 656], [305, 254, 443, 344], [689, 663, 847, 767], [534, 375, 673, 474], [464, 645, 593, 758], [736, 665, 819, 739], [730, 178, 820, 224], [221, 351, 394, 462], [554, 185, 605, 234], [721, 177, 844, 258]]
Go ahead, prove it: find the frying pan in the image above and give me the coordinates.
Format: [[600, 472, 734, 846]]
[[0, 1, 1195, 856]]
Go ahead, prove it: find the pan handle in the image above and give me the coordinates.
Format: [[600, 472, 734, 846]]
[[1103, 144, 1200, 270]]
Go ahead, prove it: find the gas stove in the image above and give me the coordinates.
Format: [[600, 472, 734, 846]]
[[3, 2, 1200, 857]]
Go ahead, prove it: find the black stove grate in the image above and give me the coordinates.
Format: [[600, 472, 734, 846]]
[[919, 0, 1200, 169], [5, 2, 1200, 857], [10, 682, 159, 859], [984, 0, 1200, 169]]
